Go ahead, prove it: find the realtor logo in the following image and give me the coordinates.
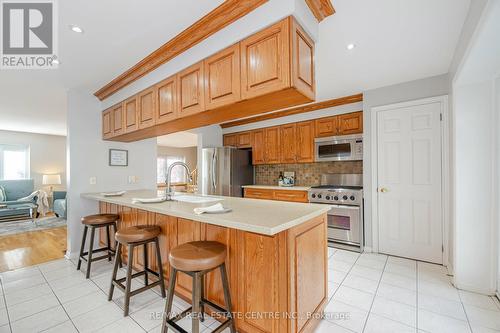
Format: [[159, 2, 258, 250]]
[[1, 0, 58, 69]]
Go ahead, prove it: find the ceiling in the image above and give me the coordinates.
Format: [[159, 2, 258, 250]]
[[157, 132, 198, 148], [0, 0, 471, 136]]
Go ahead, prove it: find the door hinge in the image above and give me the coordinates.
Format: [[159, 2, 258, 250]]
[[440, 113, 443, 121]]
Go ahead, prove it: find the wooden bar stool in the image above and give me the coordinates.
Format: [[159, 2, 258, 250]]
[[109, 225, 166, 316], [161, 241, 236, 333], [77, 213, 119, 279]]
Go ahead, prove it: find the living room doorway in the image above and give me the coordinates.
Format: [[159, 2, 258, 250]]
[[0, 133, 67, 272]]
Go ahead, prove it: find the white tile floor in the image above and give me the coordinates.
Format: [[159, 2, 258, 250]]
[[0, 249, 499, 333]]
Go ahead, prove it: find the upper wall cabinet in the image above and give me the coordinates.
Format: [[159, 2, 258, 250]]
[[111, 103, 125, 136], [314, 112, 363, 137], [155, 75, 177, 124], [102, 109, 113, 139], [138, 87, 156, 129], [296, 120, 315, 163], [178, 61, 205, 117], [280, 123, 297, 163], [124, 96, 139, 133], [240, 19, 290, 99], [103, 16, 315, 142], [204, 44, 241, 109]]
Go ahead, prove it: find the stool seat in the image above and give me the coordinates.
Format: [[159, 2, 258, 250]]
[[81, 214, 119, 225], [169, 241, 227, 272], [115, 225, 161, 244]]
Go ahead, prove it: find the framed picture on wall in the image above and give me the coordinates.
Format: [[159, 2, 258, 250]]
[[109, 149, 128, 166]]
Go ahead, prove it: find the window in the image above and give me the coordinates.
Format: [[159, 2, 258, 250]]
[[157, 156, 186, 184], [0, 144, 30, 180]]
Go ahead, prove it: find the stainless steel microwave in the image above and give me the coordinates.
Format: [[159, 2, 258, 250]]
[[315, 134, 363, 162]]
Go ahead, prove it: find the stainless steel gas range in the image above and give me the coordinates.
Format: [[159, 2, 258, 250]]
[[308, 174, 364, 252]]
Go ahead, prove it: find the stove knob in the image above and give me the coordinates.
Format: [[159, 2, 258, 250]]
[[318, 194, 322, 199], [311, 194, 316, 198], [325, 196, 330, 200], [350, 195, 355, 201], [334, 196, 339, 201], [342, 195, 348, 200]]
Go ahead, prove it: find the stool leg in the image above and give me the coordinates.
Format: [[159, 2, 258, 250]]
[[200, 274, 205, 322], [192, 272, 202, 333], [143, 243, 148, 286], [154, 238, 166, 297], [113, 222, 121, 268], [108, 243, 122, 301], [85, 227, 96, 279], [220, 263, 236, 333], [77, 226, 88, 271], [123, 244, 134, 316], [106, 225, 112, 261], [161, 268, 177, 333]]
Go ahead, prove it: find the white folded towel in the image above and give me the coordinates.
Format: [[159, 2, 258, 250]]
[[131, 197, 166, 204], [101, 191, 126, 197], [194, 203, 226, 215]]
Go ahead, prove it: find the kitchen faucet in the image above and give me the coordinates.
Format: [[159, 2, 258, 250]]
[[165, 161, 192, 199]]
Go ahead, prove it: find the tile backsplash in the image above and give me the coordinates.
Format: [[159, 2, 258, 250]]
[[255, 161, 363, 186]]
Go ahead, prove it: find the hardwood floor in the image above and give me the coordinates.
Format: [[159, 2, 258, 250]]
[[0, 226, 67, 272]]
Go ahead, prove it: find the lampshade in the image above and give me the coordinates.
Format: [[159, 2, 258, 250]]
[[42, 174, 61, 185]]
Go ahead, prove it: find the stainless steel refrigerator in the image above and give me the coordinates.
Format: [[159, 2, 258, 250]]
[[200, 147, 254, 197]]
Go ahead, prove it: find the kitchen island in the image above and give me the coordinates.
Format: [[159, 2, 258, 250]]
[[82, 190, 329, 333]]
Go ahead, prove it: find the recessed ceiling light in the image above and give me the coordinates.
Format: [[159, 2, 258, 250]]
[[346, 43, 356, 50], [69, 25, 84, 33]]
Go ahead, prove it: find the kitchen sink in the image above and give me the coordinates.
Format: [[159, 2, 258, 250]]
[[171, 195, 222, 204]]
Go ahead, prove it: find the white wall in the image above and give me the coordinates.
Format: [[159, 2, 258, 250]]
[[362, 74, 450, 251], [452, 81, 497, 294], [0, 130, 66, 190], [496, 77, 500, 297], [66, 89, 157, 258]]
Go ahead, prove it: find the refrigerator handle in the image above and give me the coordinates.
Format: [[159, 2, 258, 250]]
[[212, 150, 217, 191]]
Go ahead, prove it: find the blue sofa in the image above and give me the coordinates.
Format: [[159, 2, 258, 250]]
[[0, 179, 38, 221], [53, 191, 67, 218]]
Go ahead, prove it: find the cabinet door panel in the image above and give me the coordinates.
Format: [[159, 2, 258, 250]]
[[156, 76, 177, 124], [111, 103, 124, 136], [274, 190, 308, 203], [178, 62, 205, 117], [252, 130, 266, 165], [204, 44, 240, 109], [124, 97, 138, 133], [265, 126, 281, 164], [175, 218, 201, 295], [296, 120, 314, 163], [244, 188, 275, 200], [241, 20, 290, 99], [223, 134, 237, 147], [338, 111, 363, 134], [280, 123, 296, 163], [102, 110, 112, 139], [238, 132, 252, 148], [314, 116, 338, 137], [291, 18, 315, 100], [138, 88, 156, 129]]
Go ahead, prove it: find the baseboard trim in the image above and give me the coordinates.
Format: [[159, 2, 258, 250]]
[[64, 251, 78, 260], [363, 246, 373, 253]]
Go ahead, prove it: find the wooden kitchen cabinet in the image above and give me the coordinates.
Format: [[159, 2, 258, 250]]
[[240, 19, 290, 99], [314, 116, 338, 137], [244, 188, 275, 200], [155, 75, 177, 124], [280, 123, 297, 163], [204, 44, 240, 109], [178, 61, 205, 117], [237, 131, 252, 148], [138, 87, 156, 129], [102, 109, 113, 139], [296, 120, 315, 162], [123, 96, 139, 133], [291, 18, 315, 100], [223, 133, 238, 147], [265, 126, 281, 164], [338, 111, 363, 134], [244, 188, 309, 203], [111, 103, 125, 136], [252, 129, 266, 165]]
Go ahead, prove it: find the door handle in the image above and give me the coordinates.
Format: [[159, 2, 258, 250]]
[[379, 187, 389, 193]]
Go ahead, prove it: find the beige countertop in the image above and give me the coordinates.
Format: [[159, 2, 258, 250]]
[[242, 185, 311, 191], [81, 190, 328, 236]]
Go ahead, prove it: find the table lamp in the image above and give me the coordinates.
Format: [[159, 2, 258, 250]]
[[42, 174, 61, 193]]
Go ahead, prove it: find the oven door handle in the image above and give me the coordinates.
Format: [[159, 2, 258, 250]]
[[327, 204, 360, 210]]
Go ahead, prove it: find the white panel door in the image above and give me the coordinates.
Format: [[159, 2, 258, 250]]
[[377, 101, 443, 263]]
